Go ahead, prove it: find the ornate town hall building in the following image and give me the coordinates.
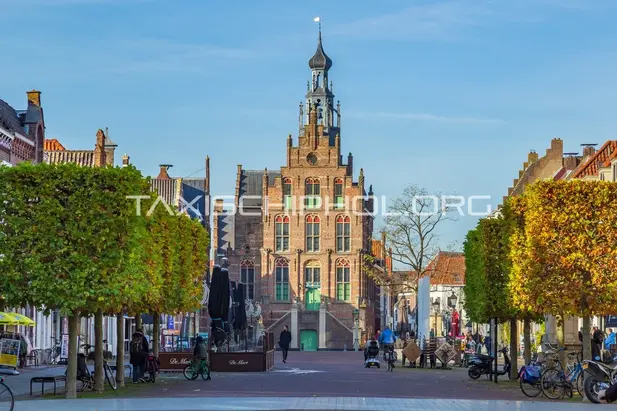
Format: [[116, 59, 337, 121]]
[[213, 30, 379, 349]]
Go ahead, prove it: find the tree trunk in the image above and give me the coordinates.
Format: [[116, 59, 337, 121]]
[[65, 314, 80, 399], [135, 314, 142, 331], [116, 312, 125, 388], [509, 319, 518, 380], [582, 316, 592, 360], [153, 313, 160, 356], [94, 309, 104, 392], [556, 315, 566, 367], [523, 317, 531, 365]]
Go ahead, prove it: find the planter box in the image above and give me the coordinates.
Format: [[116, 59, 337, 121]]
[[209, 350, 275, 372], [158, 351, 193, 371]]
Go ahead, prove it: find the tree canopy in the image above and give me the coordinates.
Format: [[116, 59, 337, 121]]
[[510, 180, 617, 318]]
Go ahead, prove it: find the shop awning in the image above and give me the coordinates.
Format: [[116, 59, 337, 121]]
[[0, 312, 19, 325], [8, 313, 36, 326]]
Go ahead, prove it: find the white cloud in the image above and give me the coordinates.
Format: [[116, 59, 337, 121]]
[[347, 111, 502, 124]]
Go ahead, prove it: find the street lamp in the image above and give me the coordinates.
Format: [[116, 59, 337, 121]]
[[432, 299, 440, 337], [352, 308, 360, 351], [447, 292, 458, 309]]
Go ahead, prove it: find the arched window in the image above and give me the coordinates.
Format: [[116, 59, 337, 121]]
[[275, 258, 290, 301], [283, 178, 293, 209], [240, 260, 255, 300], [305, 178, 320, 209], [275, 215, 290, 252], [336, 259, 351, 301], [305, 215, 320, 252], [304, 261, 321, 285], [334, 178, 344, 209], [336, 215, 351, 252]]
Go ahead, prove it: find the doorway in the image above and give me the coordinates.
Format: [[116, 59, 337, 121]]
[[300, 329, 318, 351]]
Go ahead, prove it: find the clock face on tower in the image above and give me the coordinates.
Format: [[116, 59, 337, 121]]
[[307, 153, 318, 166]]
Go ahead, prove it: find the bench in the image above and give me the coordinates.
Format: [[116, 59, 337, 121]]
[[109, 364, 132, 378], [30, 375, 66, 396]]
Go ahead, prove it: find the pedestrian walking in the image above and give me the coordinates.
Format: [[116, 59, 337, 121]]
[[130, 329, 149, 383], [279, 325, 292, 363]]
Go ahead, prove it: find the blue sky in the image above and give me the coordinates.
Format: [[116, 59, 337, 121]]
[[1, 0, 616, 249]]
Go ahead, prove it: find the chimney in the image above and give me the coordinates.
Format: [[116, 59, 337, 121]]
[[527, 150, 538, 163], [94, 129, 107, 167], [27, 90, 41, 107], [122, 154, 130, 167], [563, 153, 578, 170], [157, 164, 172, 179], [581, 144, 597, 158], [549, 138, 563, 158]]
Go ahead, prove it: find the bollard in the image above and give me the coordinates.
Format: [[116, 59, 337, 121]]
[[301, 343, 304, 351], [343, 344, 347, 351]]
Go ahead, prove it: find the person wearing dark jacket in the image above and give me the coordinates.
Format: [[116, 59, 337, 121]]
[[130, 330, 149, 383], [593, 326, 604, 360], [279, 325, 292, 363]]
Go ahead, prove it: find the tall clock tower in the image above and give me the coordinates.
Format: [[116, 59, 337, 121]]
[[259, 27, 377, 350]]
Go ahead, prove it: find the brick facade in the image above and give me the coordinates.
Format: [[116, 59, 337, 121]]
[[211, 31, 380, 348]]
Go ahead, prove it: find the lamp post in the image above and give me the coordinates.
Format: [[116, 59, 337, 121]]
[[352, 308, 360, 351], [432, 299, 440, 337], [447, 292, 457, 309]]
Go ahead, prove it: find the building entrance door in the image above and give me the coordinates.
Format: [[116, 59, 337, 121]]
[[300, 329, 318, 351], [305, 288, 321, 311]]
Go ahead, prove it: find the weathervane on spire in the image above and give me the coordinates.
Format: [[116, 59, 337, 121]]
[[314, 16, 321, 36]]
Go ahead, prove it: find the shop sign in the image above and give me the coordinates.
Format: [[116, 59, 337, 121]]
[[0, 338, 20, 368]]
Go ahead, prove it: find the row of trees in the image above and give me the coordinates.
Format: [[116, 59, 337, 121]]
[[464, 179, 617, 375], [0, 162, 209, 398]]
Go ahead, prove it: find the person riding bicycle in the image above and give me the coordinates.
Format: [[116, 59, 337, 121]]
[[378, 326, 396, 362], [193, 336, 208, 363], [193, 336, 211, 380]]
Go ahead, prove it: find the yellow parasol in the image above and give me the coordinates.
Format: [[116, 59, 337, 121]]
[[8, 313, 36, 326], [0, 312, 19, 325]]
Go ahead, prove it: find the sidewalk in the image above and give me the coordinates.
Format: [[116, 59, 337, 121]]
[[2, 361, 130, 397], [12, 396, 592, 411]]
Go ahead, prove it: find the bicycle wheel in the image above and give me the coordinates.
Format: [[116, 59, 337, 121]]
[[201, 363, 211, 381], [0, 382, 14, 411], [104, 363, 117, 390], [575, 371, 583, 397], [183, 364, 198, 380], [541, 368, 565, 400], [519, 379, 542, 398]]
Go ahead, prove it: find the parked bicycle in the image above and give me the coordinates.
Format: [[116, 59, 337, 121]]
[[540, 347, 584, 399], [183, 358, 211, 381], [0, 376, 14, 411], [43, 339, 61, 364], [66, 352, 117, 392]]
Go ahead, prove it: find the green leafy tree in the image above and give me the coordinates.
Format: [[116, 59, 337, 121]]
[[0, 163, 152, 397], [463, 200, 541, 374]]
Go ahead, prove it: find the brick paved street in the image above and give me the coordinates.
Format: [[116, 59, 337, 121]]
[[9, 351, 592, 410], [114, 351, 546, 401]]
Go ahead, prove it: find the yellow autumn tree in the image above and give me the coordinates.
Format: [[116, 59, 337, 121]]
[[510, 180, 617, 360]]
